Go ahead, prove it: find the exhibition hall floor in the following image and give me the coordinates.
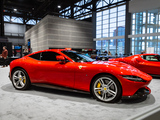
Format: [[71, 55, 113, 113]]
[[0, 67, 160, 120]]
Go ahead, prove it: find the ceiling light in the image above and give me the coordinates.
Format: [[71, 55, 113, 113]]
[[14, 9, 17, 11], [57, 5, 61, 9], [11, 19, 14, 21]]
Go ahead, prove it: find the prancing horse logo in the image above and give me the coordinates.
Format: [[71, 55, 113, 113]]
[[79, 65, 82, 69]]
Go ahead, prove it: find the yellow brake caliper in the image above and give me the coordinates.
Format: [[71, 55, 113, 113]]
[[23, 77, 26, 83], [97, 82, 101, 95]]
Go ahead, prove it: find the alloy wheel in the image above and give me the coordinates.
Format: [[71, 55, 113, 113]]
[[93, 77, 118, 102], [12, 70, 27, 89]]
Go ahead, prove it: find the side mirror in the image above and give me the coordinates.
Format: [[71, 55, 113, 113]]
[[56, 55, 65, 61]]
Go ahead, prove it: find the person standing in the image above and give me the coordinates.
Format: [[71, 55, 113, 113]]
[[108, 51, 112, 56], [0, 46, 8, 68], [104, 50, 108, 54], [23, 49, 29, 56]]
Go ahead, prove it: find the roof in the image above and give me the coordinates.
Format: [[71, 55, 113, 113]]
[[3, 0, 81, 19]]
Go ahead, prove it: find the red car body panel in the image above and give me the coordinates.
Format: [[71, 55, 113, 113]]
[[10, 49, 152, 97], [109, 54, 160, 75]]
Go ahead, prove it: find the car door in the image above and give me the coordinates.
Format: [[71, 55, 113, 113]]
[[34, 51, 75, 88], [74, 62, 93, 91], [136, 55, 160, 74]]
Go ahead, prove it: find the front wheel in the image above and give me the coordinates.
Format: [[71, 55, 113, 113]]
[[91, 75, 122, 103], [11, 68, 31, 90]]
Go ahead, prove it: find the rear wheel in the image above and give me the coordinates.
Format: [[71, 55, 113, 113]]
[[91, 75, 122, 103], [11, 68, 31, 90]]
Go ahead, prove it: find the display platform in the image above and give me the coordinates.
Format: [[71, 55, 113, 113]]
[[0, 67, 160, 120]]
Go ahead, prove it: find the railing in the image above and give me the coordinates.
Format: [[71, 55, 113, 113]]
[[4, 32, 24, 37]]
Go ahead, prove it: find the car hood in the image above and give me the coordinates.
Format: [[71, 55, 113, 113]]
[[91, 61, 152, 80], [92, 61, 135, 69]]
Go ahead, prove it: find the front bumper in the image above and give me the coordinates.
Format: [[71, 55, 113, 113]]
[[122, 87, 151, 99]]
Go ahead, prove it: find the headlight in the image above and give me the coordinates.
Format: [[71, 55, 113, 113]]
[[122, 75, 146, 82]]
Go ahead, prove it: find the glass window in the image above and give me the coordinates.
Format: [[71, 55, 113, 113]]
[[110, 23, 116, 28], [102, 40, 109, 52], [11, 17, 23, 24], [110, 13, 117, 18], [109, 39, 116, 55], [104, 0, 110, 4], [103, 14, 109, 20], [117, 39, 125, 55], [40, 52, 60, 61], [96, 34, 102, 38], [26, 20, 36, 25], [117, 26, 125, 36], [96, 16, 102, 21], [142, 55, 160, 61], [118, 11, 125, 16], [4, 15, 10, 22], [103, 33, 108, 37], [110, 32, 115, 37], [96, 4, 126, 54], [97, 21, 101, 25], [103, 24, 108, 29], [96, 25, 102, 30], [103, 29, 108, 34], [118, 16, 125, 21], [112, 0, 118, 4], [97, 12, 102, 17], [110, 18, 117, 23], [118, 5, 125, 11], [96, 30, 101, 35], [29, 53, 41, 60], [131, 35, 160, 55], [96, 41, 102, 50], [61, 51, 94, 62], [97, 0, 102, 8], [103, 10, 109, 15], [118, 21, 125, 26], [103, 19, 109, 24], [110, 8, 117, 13]]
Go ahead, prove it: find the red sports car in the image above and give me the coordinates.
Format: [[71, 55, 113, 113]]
[[9, 49, 152, 103], [109, 54, 160, 76]]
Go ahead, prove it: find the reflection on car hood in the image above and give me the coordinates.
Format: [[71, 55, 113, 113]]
[[91, 61, 152, 80], [92, 61, 136, 70], [92, 61, 133, 68]]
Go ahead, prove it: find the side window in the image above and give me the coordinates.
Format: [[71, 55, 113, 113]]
[[143, 55, 159, 61], [40, 52, 60, 61], [29, 53, 40, 60], [62, 51, 82, 62]]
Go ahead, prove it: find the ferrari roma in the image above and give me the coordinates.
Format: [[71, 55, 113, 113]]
[[109, 53, 160, 76], [9, 49, 152, 103]]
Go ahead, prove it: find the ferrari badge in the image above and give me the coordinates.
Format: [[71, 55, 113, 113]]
[[79, 65, 82, 69]]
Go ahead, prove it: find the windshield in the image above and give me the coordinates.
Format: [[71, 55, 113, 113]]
[[62, 51, 95, 62]]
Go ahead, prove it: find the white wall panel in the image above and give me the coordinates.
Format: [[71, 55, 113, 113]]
[[129, 0, 160, 13]]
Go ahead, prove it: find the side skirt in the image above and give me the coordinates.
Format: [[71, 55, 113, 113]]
[[32, 83, 90, 95]]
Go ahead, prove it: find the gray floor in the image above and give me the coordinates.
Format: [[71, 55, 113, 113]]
[[0, 67, 160, 120]]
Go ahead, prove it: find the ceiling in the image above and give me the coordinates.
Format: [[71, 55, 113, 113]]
[[3, 0, 82, 19], [2, 0, 129, 22]]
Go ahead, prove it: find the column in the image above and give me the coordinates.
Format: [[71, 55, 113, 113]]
[[125, 0, 131, 55], [0, 0, 4, 36], [92, 0, 97, 49], [71, 4, 74, 19]]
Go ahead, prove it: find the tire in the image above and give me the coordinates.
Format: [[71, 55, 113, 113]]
[[11, 68, 31, 90], [91, 75, 122, 103]]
